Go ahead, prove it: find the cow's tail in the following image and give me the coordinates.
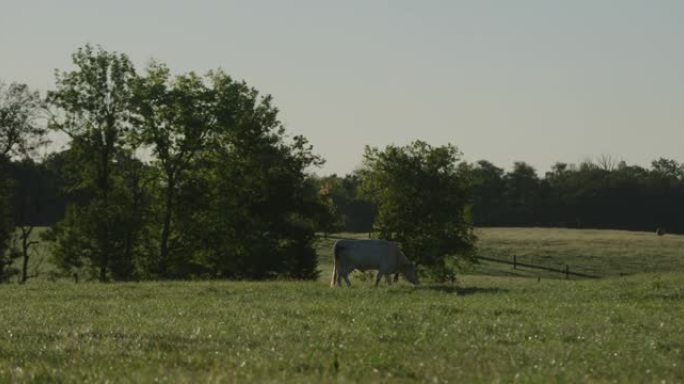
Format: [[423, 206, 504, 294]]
[[331, 241, 340, 287]]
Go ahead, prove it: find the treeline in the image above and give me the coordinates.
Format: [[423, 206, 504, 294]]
[[470, 159, 684, 232], [3, 45, 683, 283], [1, 45, 330, 282], [317, 157, 684, 234], [18, 156, 683, 236]]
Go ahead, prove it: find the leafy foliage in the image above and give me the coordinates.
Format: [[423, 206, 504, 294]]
[[0, 160, 18, 282], [0, 81, 46, 282], [130, 63, 218, 276], [129, 64, 324, 280], [46, 45, 146, 281], [360, 141, 476, 281], [470, 158, 684, 233], [315, 173, 376, 233], [0, 82, 46, 159], [197, 73, 319, 279]]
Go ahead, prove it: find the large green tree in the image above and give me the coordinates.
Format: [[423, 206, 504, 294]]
[[202, 70, 324, 279], [360, 141, 475, 281], [132, 66, 324, 279], [47, 45, 142, 281], [131, 63, 216, 275]]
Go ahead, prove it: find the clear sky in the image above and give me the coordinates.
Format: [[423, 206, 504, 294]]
[[2, 0, 683, 175]]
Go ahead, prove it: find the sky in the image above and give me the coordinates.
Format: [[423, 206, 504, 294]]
[[1, 0, 683, 175]]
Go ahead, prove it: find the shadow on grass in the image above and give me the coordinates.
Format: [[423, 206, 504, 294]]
[[413, 285, 508, 295]]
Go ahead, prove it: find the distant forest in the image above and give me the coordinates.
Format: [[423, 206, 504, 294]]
[[317, 157, 684, 234], [9, 155, 684, 234]]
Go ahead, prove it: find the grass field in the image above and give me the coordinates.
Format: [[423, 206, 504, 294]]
[[2, 228, 684, 382], [316, 228, 684, 281], [473, 227, 684, 279]]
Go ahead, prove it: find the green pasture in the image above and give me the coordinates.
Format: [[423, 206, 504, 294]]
[[2, 274, 683, 383], [2, 228, 684, 382], [473, 227, 684, 279], [316, 228, 684, 281], [12, 227, 684, 283]]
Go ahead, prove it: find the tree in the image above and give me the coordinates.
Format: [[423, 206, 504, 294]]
[[195, 132, 324, 279], [651, 158, 683, 180], [0, 82, 46, 282], [306, 175, 343, 235], [0, 82, 46, 159], [502, 162, 542, 226], [316, 173, 376, 233], [469, 160, 506, 226], [360, 141, 475, 281], [45, 150, 152, 281], [47, 45, 139, 281], [0, 158, 17, 282], [8, 160, 57, 283], [130, 63, 216, 275], [194, 69, 324, 280], [132, 66, 324, 279]]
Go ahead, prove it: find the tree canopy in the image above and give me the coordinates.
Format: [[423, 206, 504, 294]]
[[360, 141, 476, 281], [38, 45, 326, 281]]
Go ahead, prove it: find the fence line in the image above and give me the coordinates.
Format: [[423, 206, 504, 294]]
[[476, 255, 598, 279]]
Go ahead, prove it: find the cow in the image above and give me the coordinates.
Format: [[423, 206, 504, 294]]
[[330, 239, 419, 287]]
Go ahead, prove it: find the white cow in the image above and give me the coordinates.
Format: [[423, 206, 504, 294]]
[[330, 239, 419, 287]]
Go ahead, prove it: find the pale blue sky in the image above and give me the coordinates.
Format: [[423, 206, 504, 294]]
[[1, 0, 683, 175]]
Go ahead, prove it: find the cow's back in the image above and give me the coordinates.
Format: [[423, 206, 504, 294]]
[[334, 239, 400, 270]]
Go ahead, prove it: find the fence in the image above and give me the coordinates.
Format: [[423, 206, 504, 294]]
[[476, 255, 598, 279]]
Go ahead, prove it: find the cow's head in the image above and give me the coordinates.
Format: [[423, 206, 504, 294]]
[[401, 262, 420, 285]]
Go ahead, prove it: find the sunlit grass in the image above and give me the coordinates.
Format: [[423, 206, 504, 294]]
[[2, 228, 684, 382], [315, 228, 684, 281], [1, 273, 683, 382], [473, 228, 684, 278]]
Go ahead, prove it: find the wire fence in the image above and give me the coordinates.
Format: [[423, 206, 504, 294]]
[[476, 255, 598, 279]]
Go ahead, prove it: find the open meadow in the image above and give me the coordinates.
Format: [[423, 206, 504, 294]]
[[2, 228, 684, 382]]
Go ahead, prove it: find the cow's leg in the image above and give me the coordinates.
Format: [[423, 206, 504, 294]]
[[375, 271, 383, 287], [342, 273, 352, 287], [385, 274, 393, 285], [337, 274, 343, 287], [338, 268, 352, 287]]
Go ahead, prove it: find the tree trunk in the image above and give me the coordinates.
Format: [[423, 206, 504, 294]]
[[98, 123, 115, 282], [159, 173, 175, 276], [20, 226, 33, 284], [21, 253, 29, 284]]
